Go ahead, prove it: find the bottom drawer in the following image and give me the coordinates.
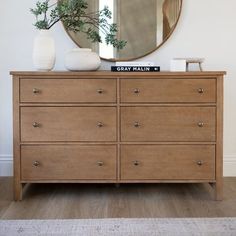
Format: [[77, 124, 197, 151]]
[[121, 145, 215, 180], [21, 145, 116, 180]]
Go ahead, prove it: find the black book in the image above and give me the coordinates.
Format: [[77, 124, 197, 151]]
[[111, 66, 160, 72]]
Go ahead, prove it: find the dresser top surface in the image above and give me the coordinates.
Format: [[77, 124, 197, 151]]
[[10, 71, 226, 78]]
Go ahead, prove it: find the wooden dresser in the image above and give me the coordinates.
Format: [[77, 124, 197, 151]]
[[11, 71, 225, 201]]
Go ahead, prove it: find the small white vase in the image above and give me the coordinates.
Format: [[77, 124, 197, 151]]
[[65, 48, 101, 71], [33, 30, 56, 71]]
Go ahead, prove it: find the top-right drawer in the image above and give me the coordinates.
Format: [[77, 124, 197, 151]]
[[120, 79, 216, 103]]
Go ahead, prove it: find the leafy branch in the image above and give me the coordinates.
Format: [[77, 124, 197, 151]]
[[30, 0, 127, 50]]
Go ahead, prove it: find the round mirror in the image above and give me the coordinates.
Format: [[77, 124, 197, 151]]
[[64, 0, 182, 61]]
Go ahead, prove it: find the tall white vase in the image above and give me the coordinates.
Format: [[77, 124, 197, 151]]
[[33, 30, 56, 71]]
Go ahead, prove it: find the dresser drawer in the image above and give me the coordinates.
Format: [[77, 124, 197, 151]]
[[21, 145, 117, 180], [20, 79, 116, 103], [120, 79, 216, 103], [121, 145, 215, 180], [121, 107, 215, 141], [21, 107, 116, 142]]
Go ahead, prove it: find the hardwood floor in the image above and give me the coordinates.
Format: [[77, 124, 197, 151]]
[[0, 177, 236, 219]]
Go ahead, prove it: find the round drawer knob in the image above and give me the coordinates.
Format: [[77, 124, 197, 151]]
[[134, 88, 140, 94], [134, 122, 140, 128], [32, 122, 40, 128], [97, 122, 104, 128], [198, 88, 204, 94], [197, 160, 203, 166], [97, 161, 104, 166], [33, 161, 40, 167], [33, 88, 40, 94], [97, 89, 104, 94], [197, 122, 204, 128], [133, 160, 140, 166]]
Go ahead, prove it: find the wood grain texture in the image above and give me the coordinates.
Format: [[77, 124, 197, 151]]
[[117, 78, 121, 182], [11, 71, 225, 201], [12, 76, 23, 201], [121, 106, 216, 142], [20, 79, 117, 103], [121, 145, 215, 180], [10, 71, 226, 77], [21, 145, 117, 180], [215, 76, 224, 200], [121, 79, 216, 103], [21, 107, 117, 142]]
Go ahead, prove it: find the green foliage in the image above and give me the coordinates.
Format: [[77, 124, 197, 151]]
[[30, 0, 126, 49]]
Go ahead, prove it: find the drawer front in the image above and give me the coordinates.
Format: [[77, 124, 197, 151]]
[[21, 145, 116, 180], [21, 107, 116, 141], [20, 79, 116, 103], [121, 79, 216, 103], [121, 145, 215, 180], [121, 107, 215, 141]]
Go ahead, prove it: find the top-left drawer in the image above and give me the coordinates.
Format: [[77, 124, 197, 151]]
[[20, 79, 117, 103]]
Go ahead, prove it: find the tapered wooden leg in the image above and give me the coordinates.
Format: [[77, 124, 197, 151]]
[[214, 181, 223, 201], [14, 181, 23, 201], [210, 181, 223, 201]]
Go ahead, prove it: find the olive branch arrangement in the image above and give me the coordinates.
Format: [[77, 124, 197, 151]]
[[30, 0, 126, 49]]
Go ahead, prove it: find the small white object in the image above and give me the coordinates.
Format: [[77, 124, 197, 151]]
[[174, 58, 205, 71], [33, 30, 56, 71], [116, 61, 155, 67], [65, 48, 101, 71], [170, 59, 186, 72]]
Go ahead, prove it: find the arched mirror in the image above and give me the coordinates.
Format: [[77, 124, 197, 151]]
[[64, 0, 182, 61]]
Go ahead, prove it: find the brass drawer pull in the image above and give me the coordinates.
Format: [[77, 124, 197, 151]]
[[33, 161, 40, 167], [97, 89, 104, 94], [134, 122, 140, 128], [198, 88, 204, 94], [134, 88, 140, 94], [97, 122, 104, 128], [97, 161, 104, 166], [32, 122, 40, 128], [133, 160, 140, 166], [197, 122, 204, 128], [33, 88, 40, 94], [197, 160, 203, 166]]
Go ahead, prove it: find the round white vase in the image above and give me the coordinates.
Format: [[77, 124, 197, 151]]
[[65, 48, 101, 71], [33, 30, 56, 71]]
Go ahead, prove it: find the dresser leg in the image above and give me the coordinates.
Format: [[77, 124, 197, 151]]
[[214, 181, 223, 201], [14, 182, 23, 201]]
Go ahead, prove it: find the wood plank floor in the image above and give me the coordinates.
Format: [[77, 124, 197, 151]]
[[1, 177, 236, 219]]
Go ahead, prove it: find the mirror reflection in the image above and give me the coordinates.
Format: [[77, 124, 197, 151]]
[[65, 0, 182, 61]]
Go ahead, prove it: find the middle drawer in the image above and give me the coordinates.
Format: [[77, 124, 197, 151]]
[[21, 107, 117, 142], [121, 107, 216, 142]]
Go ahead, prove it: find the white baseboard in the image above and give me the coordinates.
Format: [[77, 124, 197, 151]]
[[0, 155, 13, 177], [0, 155, 236, 177], [224, 155, 236, 177]]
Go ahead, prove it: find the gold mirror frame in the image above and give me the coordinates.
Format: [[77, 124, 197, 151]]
[[63, 0, 183, 62]]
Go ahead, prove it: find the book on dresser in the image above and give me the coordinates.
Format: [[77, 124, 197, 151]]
[[111, 66, 160, 72], [10, 71, 225, 201]]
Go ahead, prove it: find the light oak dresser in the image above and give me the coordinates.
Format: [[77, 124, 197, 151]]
[[11, 71, 225, 201]]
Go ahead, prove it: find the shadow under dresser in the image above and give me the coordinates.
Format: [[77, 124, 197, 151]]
[[10, 71, 225, 201]]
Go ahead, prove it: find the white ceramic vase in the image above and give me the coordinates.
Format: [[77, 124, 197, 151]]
[[33, 30, 56, 71], [65, 48, 101, 71]]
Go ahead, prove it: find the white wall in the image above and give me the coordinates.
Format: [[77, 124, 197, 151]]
[[0, 0, 236, 176]]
